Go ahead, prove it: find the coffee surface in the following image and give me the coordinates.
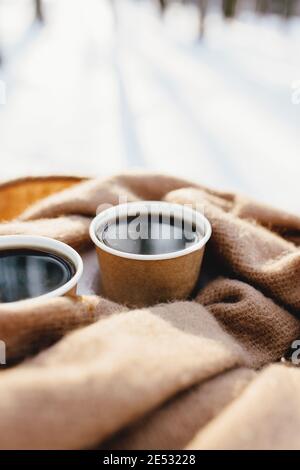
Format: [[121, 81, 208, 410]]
[[0, 249, 75, 303], [101, 214, 199, 255]]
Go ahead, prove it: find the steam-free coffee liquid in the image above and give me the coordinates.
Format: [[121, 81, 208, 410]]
[[0, 249, 75, 303], [101, 214, 199, 255]]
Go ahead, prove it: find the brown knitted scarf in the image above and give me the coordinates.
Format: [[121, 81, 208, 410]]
[[0, 173, 299, 450]]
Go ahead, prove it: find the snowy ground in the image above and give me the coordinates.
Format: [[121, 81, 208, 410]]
[[0, 0, 299, 212]]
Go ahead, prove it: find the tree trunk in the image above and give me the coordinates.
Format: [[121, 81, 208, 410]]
[[35, 0, 44, 23], [256, 0, 270, 14], [222, 0, 238, 18], [197, 0, 208, 38], [158, 0, 167, 13], [283, 0, 295, 18]]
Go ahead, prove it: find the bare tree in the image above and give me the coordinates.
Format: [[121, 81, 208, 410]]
[[158, 0, 167, 13], [282, 0, 295, 18], [35, 0, 44, 23], [256, 0, 295, 18], [197, 0, 208, 38], [256, 0, 269, 13], [222, 0, 238, 18]]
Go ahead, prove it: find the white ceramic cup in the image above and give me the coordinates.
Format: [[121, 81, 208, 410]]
[[0, 235, 83, 303]]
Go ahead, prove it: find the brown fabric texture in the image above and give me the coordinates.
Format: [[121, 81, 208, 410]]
[[0, 173, 299, 449], [187, 364, 300, 450], [103, 368, 256, 450]]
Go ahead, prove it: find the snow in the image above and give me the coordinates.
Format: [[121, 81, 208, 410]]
[[0, 0, 299, 213]]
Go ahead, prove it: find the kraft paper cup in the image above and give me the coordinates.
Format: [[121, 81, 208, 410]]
[[0, 235, 83, 303], [90, 202, 212, 308]]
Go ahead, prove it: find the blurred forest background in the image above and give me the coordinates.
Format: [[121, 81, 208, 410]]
[[0, 0, 299, 212], [158, 1, 300, 37]]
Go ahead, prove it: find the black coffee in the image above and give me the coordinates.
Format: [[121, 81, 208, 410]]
[[100, 214, 199, 255], [0, 249, 75, 303]]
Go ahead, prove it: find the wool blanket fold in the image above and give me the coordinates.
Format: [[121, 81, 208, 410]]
[[0, 173, 299, 450]]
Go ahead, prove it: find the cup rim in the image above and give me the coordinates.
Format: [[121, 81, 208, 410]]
[[90, 201, 212, 261], [0, 235, 83, 303]]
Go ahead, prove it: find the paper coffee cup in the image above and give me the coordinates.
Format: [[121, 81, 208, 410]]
[[0, 235, 83, 303], [90, 202, 212, 308]]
